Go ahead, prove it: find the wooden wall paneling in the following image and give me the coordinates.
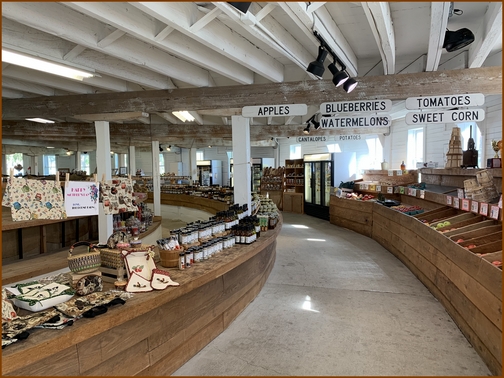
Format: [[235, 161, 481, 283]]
[[5, 345, 79, 376], [2, 229, 18, 260], [82, 339, 150, 376], [20, 226, 40, 258], [146, 296, 186, 353]]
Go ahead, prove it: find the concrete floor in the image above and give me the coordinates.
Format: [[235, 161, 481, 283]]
[[172, 212, 492, 376]]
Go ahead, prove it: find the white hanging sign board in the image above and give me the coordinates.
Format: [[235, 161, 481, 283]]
[[242, 104, 307, 117], [64, 181, 100, 216], [296, 136, 328, 143], [320, 115, 391, 128], [320, 100, 392, 114], [405, 108, 485, 125], [405, 93, 485, 110]]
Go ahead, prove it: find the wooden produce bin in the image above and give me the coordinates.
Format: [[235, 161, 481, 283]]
[[329, 195, 373, 237], [283, 192, 303, 214], [413, 206, 461, 223], [362, 169, 418, 186]]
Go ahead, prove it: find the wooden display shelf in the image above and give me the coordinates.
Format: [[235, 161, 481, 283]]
[[283, 192, 303, 214], [284, 159, 304, 194], [329, 199, 502, 375]]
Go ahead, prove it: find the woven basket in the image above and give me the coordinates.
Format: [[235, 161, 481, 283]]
[[68, 241, 102, 274], [99, 248, 125, 269]]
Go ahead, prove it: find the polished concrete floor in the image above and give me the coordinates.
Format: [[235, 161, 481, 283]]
[[172, 212, 492, 376]]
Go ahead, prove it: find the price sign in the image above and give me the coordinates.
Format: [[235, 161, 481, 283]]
[[411, 188, 417, 197], [376, 185, 382, 192], [363, 184, 369, 190], [453, 197, 460, 209], [387, 186, 393, 194], [388, 170, 394, 177], [420, 190, 425, 199], [399, 186, 405, 194], [471, 201, 479, 213], [479, 202, 489, 216], [446, 196, 452, 205], [396, 170, 403, 176], [461, 199, 470, 211], [489, 205, 500, 220], [457, 189, 464, 199]]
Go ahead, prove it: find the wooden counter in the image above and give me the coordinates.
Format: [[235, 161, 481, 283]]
[[2, 217, 282, 376], [330, 198, 502, 375], [147, 192, 229, 214]]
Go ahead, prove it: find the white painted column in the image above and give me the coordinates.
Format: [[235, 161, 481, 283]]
[[95, 121, 113, 244], [75, 151, 81, 172], [129, 146, 136, 175], [2, 154, 7, 176], [189, 147, 198, 184], [29, 155, 38, 175], [118, 153, 127, 171], [151, 141, 161, 217], [232, 115, 251, 214]]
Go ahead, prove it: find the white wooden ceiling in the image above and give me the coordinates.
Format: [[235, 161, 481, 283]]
[[2, 2, 502, 151]]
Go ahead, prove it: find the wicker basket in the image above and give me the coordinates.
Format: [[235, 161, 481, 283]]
[[68, 241, 102, 274], [99, 248, 125, 269]]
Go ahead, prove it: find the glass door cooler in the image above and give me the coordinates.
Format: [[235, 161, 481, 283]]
[[251, 158, 262, 193], [304, 153, 334, 220]]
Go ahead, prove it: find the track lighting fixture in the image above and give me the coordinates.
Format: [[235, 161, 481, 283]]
[[303, 125, 310, 135], [311, 117, 321, 130], [443, 28, 474, 52], [308, 31, 358, 93], [307, 46, 328, 78], [159, 146, 163, 152], [166, 145, 171, 151], [343, 77, 358, 93]]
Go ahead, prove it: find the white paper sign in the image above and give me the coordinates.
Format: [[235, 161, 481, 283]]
[[471, 201, 479, 213], [387, 187, 393, 194], [457, 188, 464, 199], [489, 205, 500, 220], [453, 197, 460, 209], [479, 202, 489, 216], [320, 100, 392, 114], [461, 199, 470, 211], [396, 170, 403, 176], [405, 93, 485, 110], [420, 190, 425, 199], [405, 108, 485, 125], [64, 181, 100, 216], [376, 185, 382, 192], [411, 188, 417, 197], [388, 170, 394, 176], [446, 196, 452, 205], [242, 104, 307, 117]]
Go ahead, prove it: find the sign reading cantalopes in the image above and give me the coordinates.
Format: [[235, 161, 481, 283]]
[[405, 93, 485, 110], [296, 136, 328, 143], [242, 104, 307, 117], [320, 100, 392, 114], [405, 108, 485, 125], [320, 115, 391, 128]]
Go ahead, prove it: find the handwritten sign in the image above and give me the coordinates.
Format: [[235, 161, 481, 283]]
[[446, 196, 452, 205], [420, 190, 425, 199], [489, 205, 500, 220], [453, 197, 460, 209], [471, 201, 479, 213], [479, 202, 489, 216], [387, 187, 393, 194], [461, 199, 470, 211], [376, 185, 382, 192]]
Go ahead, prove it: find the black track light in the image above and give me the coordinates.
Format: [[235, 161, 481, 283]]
[[328, 63, 349, 87], [343, 77, 358, 93], [443, 28, 474, 52], [303, 124, 311, 135], [311, 117, 321, 130], [307, 46, 328, 78], [159, 146, 163, 152]]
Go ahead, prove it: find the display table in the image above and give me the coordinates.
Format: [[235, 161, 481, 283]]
[[2, 216, 282, 376], [420, 167, 502, 188], [329, 195, 502, 375]]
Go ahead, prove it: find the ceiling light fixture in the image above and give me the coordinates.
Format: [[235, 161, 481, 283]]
[[46, 146, 54, 149], [311, 116, 321, 130], [172, 111, 195, 122], [327, 63, 348, 87], [303, 125, 310, 135], [166, 145, 171, 151], [26, 118, 55, 124], [159, 146, 163, 152], [2, 50, 94, 81], [343, 77, 358, 93], [306, 45, 328, 78], [443, 28, 475, 52]]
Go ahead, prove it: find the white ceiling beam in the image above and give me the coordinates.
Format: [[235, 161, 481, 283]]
[[277, 2, 358, 77], [222, 117, 228, 125], [2, 77, 57, 96], [2, 2, 212, 87], [189, 111, 204, 125], [267, 117, 273, 125], [190, 7, 221, 32], [2, 65, 99, 94], [2, 19, 177, 90], [255, 3, 276, 22], [361, 2, 395, 75], [154, 26, 174, 42], [66, 2, 253, 85], [1, 88, 36, 99], [214, 2, 315, 77], [425, 2, 450, 72], [73, 112, 150, 122], [468, 2, 502, 68], [63, 44, 87, 61], [97, 29, 127, 48], [307, 2, 326, 13], [155, 112, 179, 124], [136, 115, 151, 125], [130, 2, 283, 83], [285, 115, 296, 125]]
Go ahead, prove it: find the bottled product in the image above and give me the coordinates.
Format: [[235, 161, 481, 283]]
[[401, 161, 406, 171], [179, 252, 185, 270]]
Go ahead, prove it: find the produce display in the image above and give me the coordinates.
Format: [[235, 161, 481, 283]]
[[391, 205, 424, 215], [345, 193, 375, 201]]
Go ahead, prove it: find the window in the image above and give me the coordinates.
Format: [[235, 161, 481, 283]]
[[159, 153, 165, 175], [407, 128, 424, 169], [327, 144, 342, 153], [364, 137, 383, 169], [43, 155, 57, 175], [80, 154, 90, 175], [5, 153, 24, 175], [289, 144, 301, 159], [196, 151, 204, 161]]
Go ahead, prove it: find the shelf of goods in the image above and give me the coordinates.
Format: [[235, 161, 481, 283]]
[[329, 193, 502, 375], [260, 166, 285, 210], [283, 159, 304, 214], [2, 201, 283, 376], [420, 167, 502, 189]]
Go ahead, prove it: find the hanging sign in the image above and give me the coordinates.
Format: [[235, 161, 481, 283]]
[[64, 181, 100, 216], [296, 136, 328, 143], [405, 93, 485, 110], [320, 100, 392, 114], [405, 108, 485, 125], [320, 115, 391, 128], [242, 104, 307, 117]]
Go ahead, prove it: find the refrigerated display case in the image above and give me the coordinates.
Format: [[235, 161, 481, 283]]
[[304, 153, 334, 220], [251, 158, 262, 193], [197, 160, 223, 186]]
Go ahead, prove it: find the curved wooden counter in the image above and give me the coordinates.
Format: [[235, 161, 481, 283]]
[[2, 217, 282, 376], [330, 195, 502, 375], [147, 192, 229, 214]]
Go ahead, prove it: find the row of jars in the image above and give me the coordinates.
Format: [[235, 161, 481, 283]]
[[171, 220, 228, 245], [179, 236, 236, 269]]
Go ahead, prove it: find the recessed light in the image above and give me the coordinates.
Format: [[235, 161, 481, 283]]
[[172, 111, 195, 122], [26, 118, 55, 124], [46, 146, 55, 149]]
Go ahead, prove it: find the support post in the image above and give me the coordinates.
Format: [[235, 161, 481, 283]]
[[190, 148, 198, 184], [232, 115, 251, 214], [151, 141, 161, 217], [95, 121, 113, 244], [129, 146, 136, 175]]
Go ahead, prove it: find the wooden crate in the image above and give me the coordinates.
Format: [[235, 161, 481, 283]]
[[362, 169, 418, 186], [458, 232, 502, 247], [99, 266, 127, 283], [414, 207, 460, 222], [464, 240, 502, 255], [443, 220, 498, 237], [448, 224, 503, 241], [435, 214, 484, 233]]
